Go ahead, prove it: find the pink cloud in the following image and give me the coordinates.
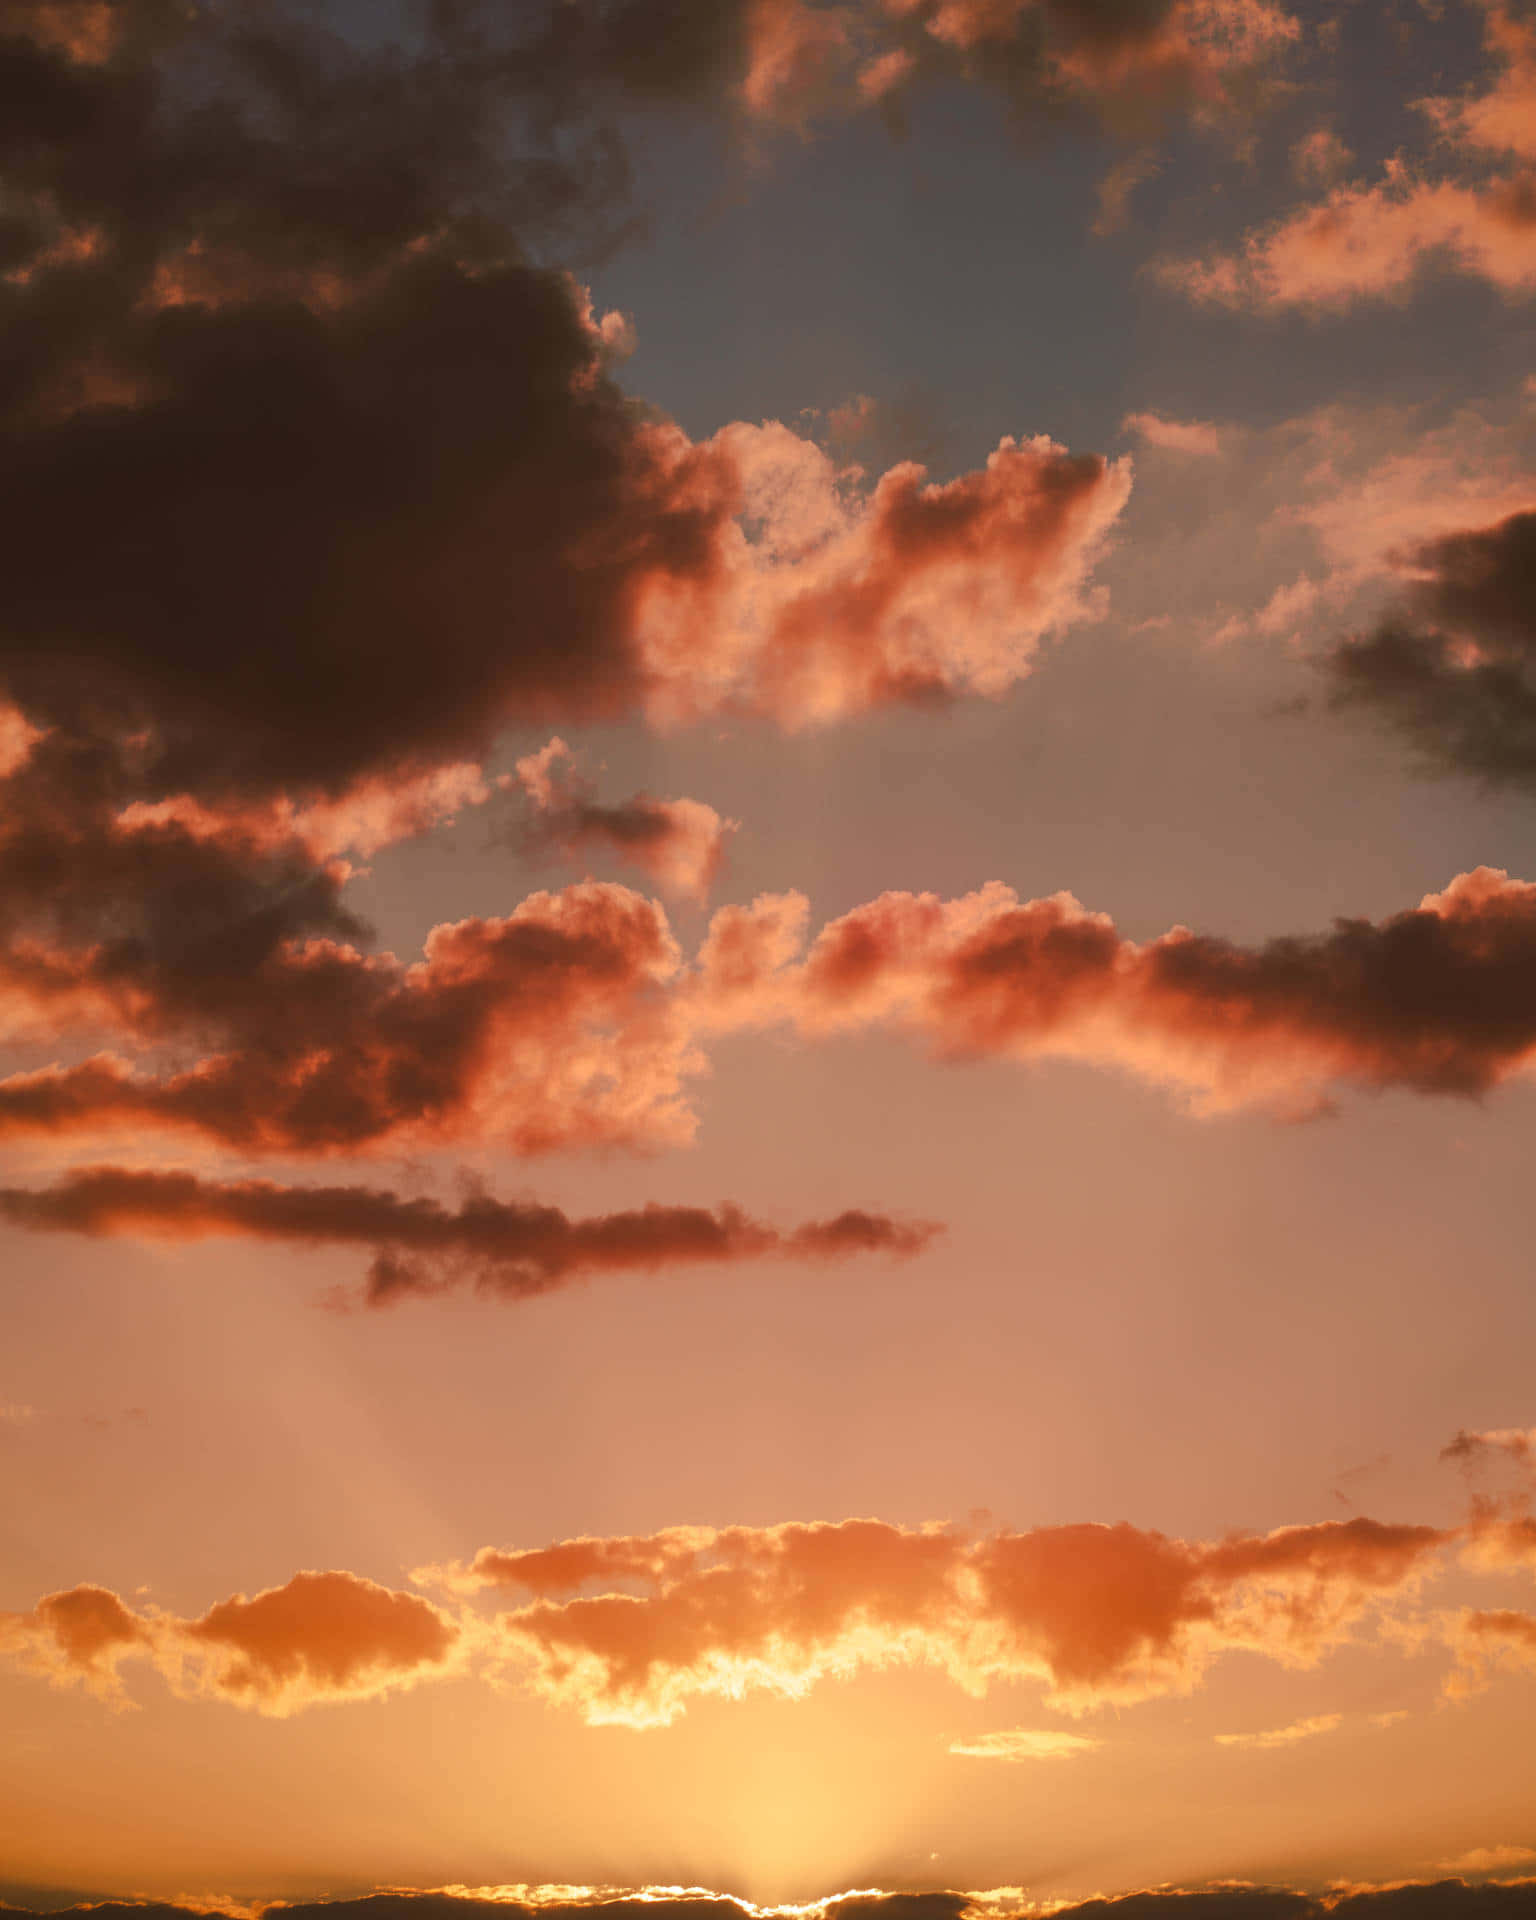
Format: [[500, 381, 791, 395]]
[[1122, 411, 1224, 457], [514, 739, 737, 904], [1159, 169, 1536, 310]]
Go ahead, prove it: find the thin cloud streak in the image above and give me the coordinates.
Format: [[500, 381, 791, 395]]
[[0, 1166, 942, 1306]]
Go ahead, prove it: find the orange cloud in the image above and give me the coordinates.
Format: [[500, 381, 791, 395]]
[[1423, 5, 1536, 164], [635, 422, 1131, 728], [514, 739, 738, 904], [20, 864, 1536, 1153], [422, 1513, 1447, 1726], [1159, 170, 1536, 309], [0, 880, 702, 1156], [0, 1570, 460, 1714], [0, 1506, 1478, 1728], [872, 0, 1297, 127], [695, 866, 1536, 1116], [948, 1727, 1102, 1760], [1159, 4, 1536, 309], [1444, 1607, 1536, 1698], [1213, 1711, 1343, 1748], [0, 1166, 942, 1305]]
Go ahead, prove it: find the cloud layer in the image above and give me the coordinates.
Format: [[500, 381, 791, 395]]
[[3, 1510, 1455, 1727], [16, 863, 1536, 1158]]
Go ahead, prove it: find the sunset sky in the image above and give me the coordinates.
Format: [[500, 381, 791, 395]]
[[3, 0, 1536, 1912]]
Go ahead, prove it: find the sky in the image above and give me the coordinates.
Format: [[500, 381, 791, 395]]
[[3, 0, 1536, 1913]]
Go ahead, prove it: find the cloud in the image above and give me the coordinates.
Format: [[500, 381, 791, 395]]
[[9, 1881, 1536, 1920], [864, 0, 1300, 134], [1423, 6, 1536, 164], [514, 739, 738, 904], [0, 1569, 461, 1714], [24, 863, 1536, 1151], [1156, 170, 1536, 311], [557, 0, 1302, 140], [634, 421, 1131, 729], [1123, 412, 1224, 457], [421, 1512, 1446, 1726], [1094, 149, 1162, 235], [1213, 1711, 1343, 1748], [0, 878, 705, 1156], [948, 1727, 1102, 1760], [1444, 1606, 1536, 1698], [695, 866, 1536, 1116], [1291, 127, 1352, 187], [1324, 512, 1536, 790], [0, 1510, 1470, 1729], [0, 0, 1141, 1178], [1439, 1850, 1536, 1878], [1442, 1427, 1536, 1472], [1157, 6, 1536, 309], [0, 0, 1133, 830], [0, 1166, 942, 1305]]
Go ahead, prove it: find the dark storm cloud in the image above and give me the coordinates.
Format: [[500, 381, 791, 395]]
[[0, 1165, 942, 1303], [1327, 511, 1536, 789]]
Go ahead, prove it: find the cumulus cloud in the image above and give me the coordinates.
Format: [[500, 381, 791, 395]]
[[0, 1569, 460, 1714], [417, 1512, 1446, 1727], [1158, 170, 1536, 310], [20, 864, 1536, 1151], [694, 866, 1536, 1116], [514, 739, 737, 904], [0, 1166, 941, 1305], [0, 0, 1132, 810], [0, 0, 1149, 1212], [1157, 7, 1536, 309], [0, 1508, 1498, 1729], [0, 878, 704, 1156]]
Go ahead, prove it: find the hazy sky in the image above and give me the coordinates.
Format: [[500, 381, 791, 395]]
[[3, 0, 1536, 1910]]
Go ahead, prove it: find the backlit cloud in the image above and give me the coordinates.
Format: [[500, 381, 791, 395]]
[[426, 1512, 1447, 1726], [0, 1569, 460, 1714], [0, 1507, 1495, 1728]]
